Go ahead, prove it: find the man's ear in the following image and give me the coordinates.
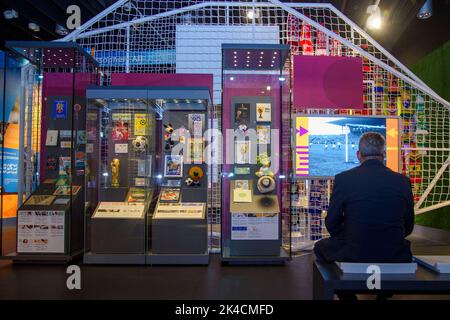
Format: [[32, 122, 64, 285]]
[[357, 150, 362, 162]]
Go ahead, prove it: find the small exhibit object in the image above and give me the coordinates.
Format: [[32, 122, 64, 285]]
[[160, 188, 181, 203], [45, 130, 59, 146], [188, 113, 205, 137], [257, 176, 276, 194], [164, 155, 183, 177], [234, 167, 251, 175], [235, 141, 250, 164], [60, 141, 72, 148], [132, 136, 148, 153], [46, 156, 57, 170], [256, 103, 271, 122], [53, 185, 81, 196], [114, 143, 128, 154], [26, 195, 56, 206], [164, 123, 175, 150], [135, 177, 148, 187], [53, 198, 70, 205], [77, 131, 86, 144], [233, 189, 252, 203], [187, 166, 204, 186], [127, 188, 146, 203], [134, 113, 149, 135], [414, 256, 450, 274], [111, 113, 131, 141], [59, 157, 71, 176], [110, 158, 120, 187], [234, 180, 249, 189]]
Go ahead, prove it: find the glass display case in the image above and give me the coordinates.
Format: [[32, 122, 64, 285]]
[[221, 44, 292, 263], [2, 41, 99, 262], [85, 86, 211, 265]]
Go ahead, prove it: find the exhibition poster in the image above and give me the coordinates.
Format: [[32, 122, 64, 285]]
[[17, 210, 65, 253]]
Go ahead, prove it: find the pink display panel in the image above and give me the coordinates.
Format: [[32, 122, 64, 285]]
[[293, 55, 363, 109]]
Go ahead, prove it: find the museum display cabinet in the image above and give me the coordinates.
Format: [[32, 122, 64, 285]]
[[221, 44, 292, 263], [2, 41, 99, 262], [85, 86, 211, 265]]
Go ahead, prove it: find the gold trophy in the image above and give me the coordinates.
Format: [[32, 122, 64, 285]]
[[110, 158, 120, 187]]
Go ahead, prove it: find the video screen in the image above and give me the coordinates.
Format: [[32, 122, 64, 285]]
[[294, 116, 399, 177]]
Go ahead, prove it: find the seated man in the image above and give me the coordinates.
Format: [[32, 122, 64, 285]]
[[314, 132, 415, 263]]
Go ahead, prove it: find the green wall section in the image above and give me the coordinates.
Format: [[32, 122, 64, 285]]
[[411, 40, 450, 231]]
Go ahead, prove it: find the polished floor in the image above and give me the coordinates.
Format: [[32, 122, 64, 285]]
[[0, 227, 449, 300]]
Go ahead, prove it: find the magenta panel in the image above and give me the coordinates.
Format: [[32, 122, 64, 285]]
[[293, 55, 363, 109]]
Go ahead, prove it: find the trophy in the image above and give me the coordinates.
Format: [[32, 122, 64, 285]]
[[110, 158, 120, 187]]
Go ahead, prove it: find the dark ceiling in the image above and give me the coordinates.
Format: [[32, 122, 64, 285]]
[[1, 0, 449, 66]]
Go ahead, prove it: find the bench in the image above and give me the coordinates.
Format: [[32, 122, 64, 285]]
[[313, 260, 450, 300]]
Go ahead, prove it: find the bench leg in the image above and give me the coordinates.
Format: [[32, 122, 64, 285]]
[[313, 262, 335, 300]]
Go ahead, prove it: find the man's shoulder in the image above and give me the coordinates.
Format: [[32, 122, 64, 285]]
[[334, 165, 361, 181]]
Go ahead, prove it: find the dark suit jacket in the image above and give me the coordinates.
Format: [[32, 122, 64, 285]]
[[325, 159, 415, 263]]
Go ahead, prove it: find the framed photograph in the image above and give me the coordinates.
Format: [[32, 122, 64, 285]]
[[53, 100, 67, 120], [256, 125, 271, 144], [164, 155, 183, 177], [235, 141, 250, 164], [234, 103, 250, 125], [45, 130, 58, 146], [256, 103, 271, 122], [160, 188, 181, 203]]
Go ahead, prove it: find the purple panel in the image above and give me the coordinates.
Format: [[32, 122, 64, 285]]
[[293, 55, 363, 109]]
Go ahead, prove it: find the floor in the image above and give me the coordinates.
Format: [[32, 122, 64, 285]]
[[0, 228, 449, 300]]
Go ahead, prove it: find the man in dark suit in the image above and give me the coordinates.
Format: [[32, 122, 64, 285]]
[[314, 132, 415, 263]]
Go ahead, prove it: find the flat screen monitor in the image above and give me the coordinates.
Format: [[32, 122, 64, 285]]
[[294, 115, 400, 178]]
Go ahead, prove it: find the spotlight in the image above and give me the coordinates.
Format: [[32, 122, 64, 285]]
[[417, 0, 432, 19], [366, 1, 382, 30], [55, 24, 69, 36], [28, 22, 40, 32], [3, 9, 18, 19]]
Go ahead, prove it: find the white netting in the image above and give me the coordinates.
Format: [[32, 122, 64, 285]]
[[64, 0, 450, 251]]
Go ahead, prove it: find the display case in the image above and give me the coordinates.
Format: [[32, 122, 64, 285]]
[[3, 41, 99, 262], [85, 86, 211, 265], [221, 44, 292, 263]]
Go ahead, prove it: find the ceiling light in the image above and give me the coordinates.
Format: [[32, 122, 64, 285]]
[[366, 1, 382, 30], [55, 24, 69, 36], [3, 9, 18, 20], [230, 77, 235, 81], [28, 22, 40, 32], [266, 86, 271, 91], [417, 0, 432, 19], [279, 77, 286, 81]]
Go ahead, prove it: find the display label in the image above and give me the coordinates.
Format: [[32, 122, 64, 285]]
[[17, 210, 65, 253], [231, 213, 279, 240]]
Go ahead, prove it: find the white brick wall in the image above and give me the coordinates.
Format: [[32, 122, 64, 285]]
[[176, 25, 280, 105]]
